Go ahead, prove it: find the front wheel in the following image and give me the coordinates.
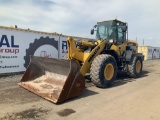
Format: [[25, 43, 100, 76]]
[[90, 54, 117, 88]]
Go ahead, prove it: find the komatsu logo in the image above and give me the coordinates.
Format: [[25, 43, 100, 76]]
[[0, 35, 19, 54]]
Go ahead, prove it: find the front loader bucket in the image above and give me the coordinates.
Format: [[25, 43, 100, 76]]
[[19, 56, 85, 103]]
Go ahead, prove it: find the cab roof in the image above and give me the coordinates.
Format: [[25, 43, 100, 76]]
[[97, 19, 126, 24]]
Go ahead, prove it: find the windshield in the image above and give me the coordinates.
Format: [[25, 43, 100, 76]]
[[96, 21, 116, 40]]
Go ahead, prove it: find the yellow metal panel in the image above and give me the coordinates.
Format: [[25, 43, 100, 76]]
[[72, 52, 90, 62], [80, 40, 107, 76], [110, 42, 127, 56], [138, 46, 149, 60]]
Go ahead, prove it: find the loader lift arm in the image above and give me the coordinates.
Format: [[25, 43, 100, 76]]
[[67, 37, 107, 76]]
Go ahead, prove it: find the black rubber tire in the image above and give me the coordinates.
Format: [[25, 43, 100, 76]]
[[24, 36, 58, 68], [127, 55, 143, 78], [90, 54, 117, 88]]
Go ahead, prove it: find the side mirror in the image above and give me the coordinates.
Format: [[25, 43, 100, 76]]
[[94, 25, 97, 28], [122, 26, 127, 32], [91, 29, 94, 35]]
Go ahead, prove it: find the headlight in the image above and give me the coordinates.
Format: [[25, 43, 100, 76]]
[[109, 39, 113, 43]]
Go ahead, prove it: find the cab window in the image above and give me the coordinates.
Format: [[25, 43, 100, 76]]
[[117, 27, 124, 45]]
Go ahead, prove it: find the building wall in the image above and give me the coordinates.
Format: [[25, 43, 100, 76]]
[[138, 46, 160, 60], [0, 26, 93, 74]]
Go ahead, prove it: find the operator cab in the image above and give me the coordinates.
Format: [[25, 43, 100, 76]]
[[91, 19, 128, 45]]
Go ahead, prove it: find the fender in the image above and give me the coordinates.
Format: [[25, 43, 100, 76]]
[[129, 53, 144, 64]]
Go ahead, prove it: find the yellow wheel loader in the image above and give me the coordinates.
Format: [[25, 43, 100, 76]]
[[19, 19, 144, 103]]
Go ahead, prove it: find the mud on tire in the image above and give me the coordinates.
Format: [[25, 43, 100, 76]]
[[90, 54, 117, 88]]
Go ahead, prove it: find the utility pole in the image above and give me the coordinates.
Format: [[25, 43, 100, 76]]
[[143, 39, 144, 46]]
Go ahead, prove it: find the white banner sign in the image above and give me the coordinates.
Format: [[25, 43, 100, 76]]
[[148, 47, 160, 59], [59, 36, 68, 59], [0, 29, 59, 73], [0, 28, 94, 74]]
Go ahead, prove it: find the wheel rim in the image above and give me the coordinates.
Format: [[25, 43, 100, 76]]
[[104, 63, 114, 80], [136, 60, 141, 73]]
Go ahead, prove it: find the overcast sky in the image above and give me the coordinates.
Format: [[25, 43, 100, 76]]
[[0, 0, 160, 47]]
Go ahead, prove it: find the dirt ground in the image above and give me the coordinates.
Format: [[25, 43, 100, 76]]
[[0, 60, 160, 120]]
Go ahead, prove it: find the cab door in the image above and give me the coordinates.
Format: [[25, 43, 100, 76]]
[[110, 25, 127, 56]]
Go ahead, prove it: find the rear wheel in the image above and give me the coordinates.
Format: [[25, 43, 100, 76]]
[[90, 54, 117, 88], [127, 55, 143, 78]]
